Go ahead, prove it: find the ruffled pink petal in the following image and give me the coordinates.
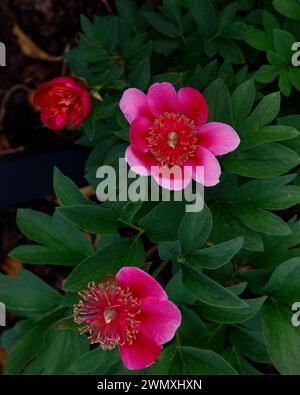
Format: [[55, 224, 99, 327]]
[[130, 117, 152, 153], [151, 165, 193, 191], [116, 267, 167, 300], [119, 88, 153, 124], [119, 331, 162, 370], [178, 87, 208, 127], [147, 82, 178, 117], [197, 122, 240, 155], [191, 146, 221, 187], [125, 146, 159, 176], [139, 297, 181, 345]]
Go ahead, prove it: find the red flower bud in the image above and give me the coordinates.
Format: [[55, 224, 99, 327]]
[[33, 77, 91, 131]]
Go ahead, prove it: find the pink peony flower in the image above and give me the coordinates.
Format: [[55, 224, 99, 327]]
[[119, 82, 240, 190], [74, 267, 181, 370], [33, 76, 91, 131]]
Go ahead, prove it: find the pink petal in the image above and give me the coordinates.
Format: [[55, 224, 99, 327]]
[[178, 87, 208, 127], [41, 113, 69, 131], [51, 77, 84, 92], [116, 267, 167, 300], [139, 297, 181, 345], [147, 82, 178, 117], [152, 165, 193, 191], [191, 146, 221, 187], [197, 122, 240, 155], [33, 82, 52, 108], [119, 331, 162, 370], [125, 146, 159, 176], [119, 88, 153, 124], [130, 117, 152, 153], [81, 90, 92, 118]]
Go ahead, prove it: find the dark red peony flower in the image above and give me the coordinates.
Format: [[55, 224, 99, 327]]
[[33, 77, 91, 130]]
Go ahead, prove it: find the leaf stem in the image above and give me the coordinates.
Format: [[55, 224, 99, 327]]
[[152, 260, 169, 278], [118, 219, 145, 234]]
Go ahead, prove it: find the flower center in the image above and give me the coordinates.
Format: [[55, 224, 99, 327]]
[[46, 85, 83, 119], [147, 112, 199, 167], [104, 307, 118, 323], [74, 282, 141, 350]]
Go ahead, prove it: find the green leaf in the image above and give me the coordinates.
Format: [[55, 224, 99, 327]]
[[53, 168, 95, 207], [289, 67, 300, 91], [240, 269, 271, 294], [224, 347, 262, 375], [261, 299, 300, 374], [263, 258, 300, 304], [182, 264, 248, 309], [129, 59, 150, 90], [254, 65, 279, 84], [195, 297, 267, 324], [217, 38, 244, 64], [158, 241, 181, 260], [279, 70, 292, 96], [263, 10, 280, 35], [241, 92, 280, 130], [17, 209, 56, 248], [184, 237, 244, 269], [116, 0, 138, 28], [210, 203, 264, 252], [222, 142, 300, 178], [52, 211, 94, 257], [153, 39, 178, 56], [13, 209, 94, 265], [64, 238, 145, 291], [4, 309, 63, 374], [230, 176, 300, 210], [29, 328, 88, 374], [273, 29, 295, 60], [229, 327, 270, 363], [240, 125, 299, 149], [178, 205, 212, 254], [80, 15, 97, 41], [93, 16, 119, 52], [267, 50, 286, 67], [0, 269, 61, 315], [232, 79, 255, 126], [9, 245, 80, 266], [191, 0, 216, 38], [58, 205, 118, 234], [1, 319, 34, 352], [232, 206, 292, 236], [144, 11, 178, 38], [217, 3, 237, 32], [179, 305, 208, 345], [138, 201, 186, 243], [70, 348, 120, 374], [245, 29, 273, 51], [165, 270, 195, 305], [148, 345, 237, 374], [41, 330, 88, 373], [228, 282, 247, 296], [204, 79, 233, 124], [273, 0, 300, 20], [253, 220, 300, 269], [82, 107, 96, 139]]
